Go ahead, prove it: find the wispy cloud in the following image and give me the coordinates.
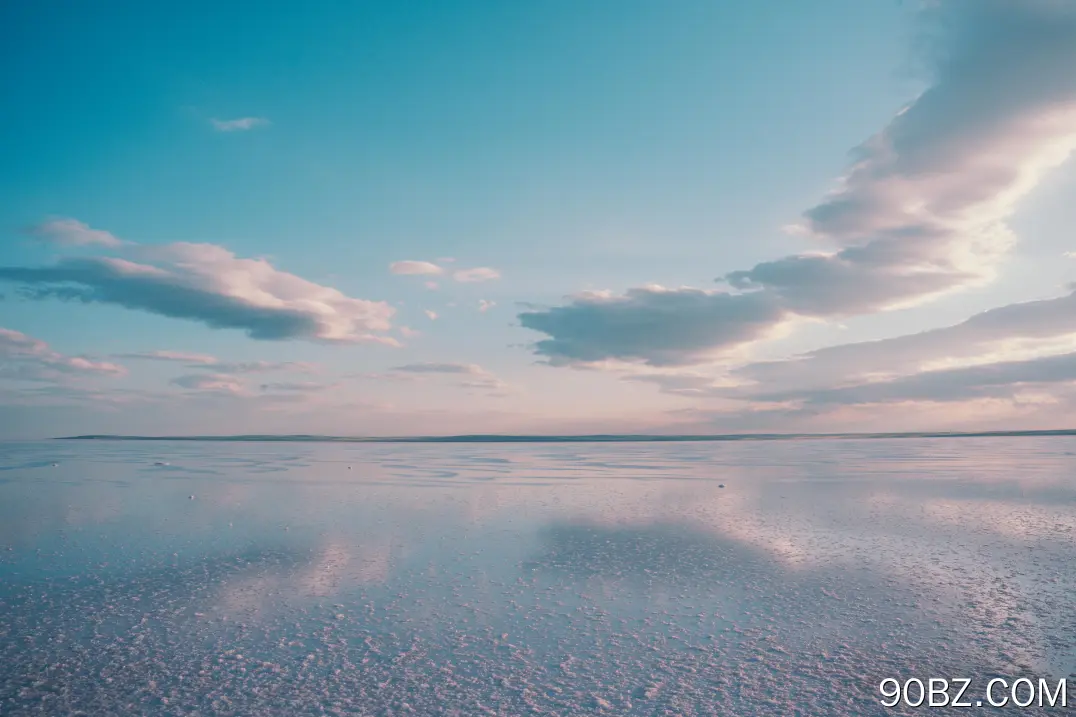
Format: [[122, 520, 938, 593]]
[[453, 267, 500, 283], [627, 286, 1076, 429], [391, 362, 486, 375], [0, 327, 126, 382], [728, 290, 1076, 395], [259, 381, 328, 392], [116, 350, 218, 365], [170, 373, 246, 395], [382, 361, 508, 394], [424, 309, 438, 320], [519, 0, 1076, 368], [391, 260, 501, 283], [117, 350, 316, 374], [478, 299, 496, 312], [198, 360, 317, 374], [26, 218, 123, 248], [390, 260, 444, 276], [210, 117, 270, 132], [749, 351, 1076, 408], [0, 231, 399, 344]]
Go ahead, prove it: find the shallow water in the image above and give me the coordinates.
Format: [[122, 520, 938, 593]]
[[2, 437, 1076, 715]]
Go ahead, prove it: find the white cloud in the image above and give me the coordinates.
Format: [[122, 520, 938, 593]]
[[424, 309, 438, 320], [116, 350, 218, 364], [26, 218, 123, 248], [210, 117, 270, 132], [390, 260, 444, 276], [171, 373, 246, 395], [453, 267, 501, 283], [1, 234, 399, 344], [519, 0, 1076, 367], [731, 290, 1076, 395], [478, 299, 496, 312]]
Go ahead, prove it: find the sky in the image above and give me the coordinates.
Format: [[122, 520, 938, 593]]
[[2, 0, 1076, 438]]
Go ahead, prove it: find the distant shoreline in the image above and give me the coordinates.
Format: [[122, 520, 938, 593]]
[[55, 429, 1076, 444]]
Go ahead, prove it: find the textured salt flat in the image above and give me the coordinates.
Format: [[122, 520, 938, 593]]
[[2, 438, 1076, 715]]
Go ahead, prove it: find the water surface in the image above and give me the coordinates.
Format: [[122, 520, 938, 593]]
[[2, 438, 1075, 715]]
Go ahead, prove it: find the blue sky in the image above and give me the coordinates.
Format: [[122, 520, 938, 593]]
[[3, 0, 1076, 438]]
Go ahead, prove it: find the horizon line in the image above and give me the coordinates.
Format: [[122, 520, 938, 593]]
[[53, 428, 1076, 444]]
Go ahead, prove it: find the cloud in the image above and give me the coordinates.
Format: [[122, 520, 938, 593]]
[[733, 289, 1076, 394], [616, 287, 1076, 431], [621, 371, 740, 397], [26, 218, 123, 248], [399, 326, 420, 338], [452, 267, 501, 283], [385, 361, 508, 393], [392, 261, 501, 283], [519, 286, 786, 367], [0, 236, 398, 344], [0, 328, 126, 382], [519, 0, 1076, 367], [390, 260, 444, 276], [259, 381, 327, 392], [391, 362, 485, 375], [210, 117, 270, 132], [424, 309, 438, 320], [116, 350, 218, 364], [198, 360, 317, 374], [478, 299, 496, 312], [751, 350, 1076, 408], [170, 373, 246, 395], [118, 350, 317, 374]]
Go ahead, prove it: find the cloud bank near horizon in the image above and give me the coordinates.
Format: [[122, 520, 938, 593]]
[[0, 327, 125, 383]]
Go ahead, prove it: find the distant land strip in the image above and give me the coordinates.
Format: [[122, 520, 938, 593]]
[[56, 430, 1076, 443]]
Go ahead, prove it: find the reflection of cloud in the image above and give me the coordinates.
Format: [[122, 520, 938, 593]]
[[214, 539, 393, 616], [300, 541, 392, 596], [525, 521, 770, 583]]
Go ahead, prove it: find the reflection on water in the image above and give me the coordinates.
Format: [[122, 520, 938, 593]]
[[2, 438, 1076, 715]]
